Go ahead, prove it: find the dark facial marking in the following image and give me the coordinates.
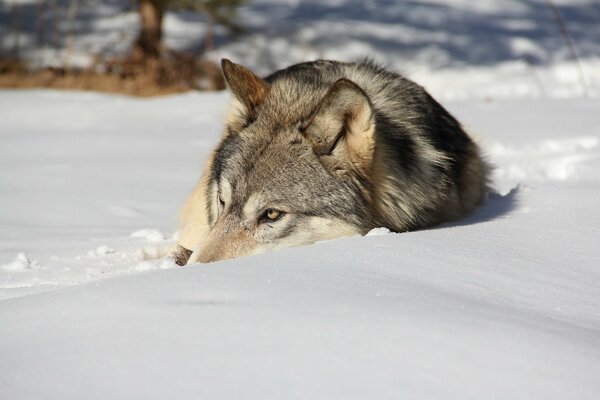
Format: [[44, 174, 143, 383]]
[[211, 130, 242, 183], [375, 111, 418, 173]]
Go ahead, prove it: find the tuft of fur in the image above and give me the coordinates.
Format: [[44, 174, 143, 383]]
[[172, 59, 490, 264]]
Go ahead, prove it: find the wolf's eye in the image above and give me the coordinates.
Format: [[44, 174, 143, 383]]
[[260, 208, 285, 223]]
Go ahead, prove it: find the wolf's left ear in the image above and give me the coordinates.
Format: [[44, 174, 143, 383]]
[[303, 79, 375, 171], [221, 59, 269, 122]]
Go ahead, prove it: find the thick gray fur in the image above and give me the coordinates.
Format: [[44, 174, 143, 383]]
[[174, 59, 490, 263]]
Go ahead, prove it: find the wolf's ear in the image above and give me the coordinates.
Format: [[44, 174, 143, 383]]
[[221, 59, 269, 123], [303, 79, 375, 171]]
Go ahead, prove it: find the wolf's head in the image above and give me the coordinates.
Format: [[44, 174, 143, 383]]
[[187, 60, 380, 263]]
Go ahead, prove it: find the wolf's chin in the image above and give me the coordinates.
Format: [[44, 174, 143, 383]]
[[183, 217, 363, 264], [247, 217, 364, 258]]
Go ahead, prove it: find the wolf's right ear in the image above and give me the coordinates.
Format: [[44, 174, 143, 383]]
[[221, 59, 269, 126], [303, 79, 376, 173]]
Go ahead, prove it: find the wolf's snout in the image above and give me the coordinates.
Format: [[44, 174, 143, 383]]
[[193, 219, 252, 263]]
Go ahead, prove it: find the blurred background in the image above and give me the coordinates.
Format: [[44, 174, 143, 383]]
[[1, 0, 599, 99]]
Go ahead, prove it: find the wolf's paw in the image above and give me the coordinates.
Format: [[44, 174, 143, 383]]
[[167, 244, 193, 266]]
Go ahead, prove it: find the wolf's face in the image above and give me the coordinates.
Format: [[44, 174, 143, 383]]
[[187, 60, 379, 263]]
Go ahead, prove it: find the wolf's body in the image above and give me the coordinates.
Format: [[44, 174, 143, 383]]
[[171, 59, 489, 265]]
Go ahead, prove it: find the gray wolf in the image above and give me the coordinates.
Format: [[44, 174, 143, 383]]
[[170, 59, 489, 265]]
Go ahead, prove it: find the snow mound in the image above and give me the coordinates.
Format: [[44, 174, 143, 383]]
[[489, 136, 600, 182], [1, 253, 33, 272], [90, 245, 117, 257], [135, 246, 167, 261], [130, 229, 167, 243], [134, 258, 178, 272], [366, 227, 392, 236]]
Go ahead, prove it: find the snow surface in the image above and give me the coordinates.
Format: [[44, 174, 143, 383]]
[[1, 90, 600, 398], [2, 1, 600, 396]]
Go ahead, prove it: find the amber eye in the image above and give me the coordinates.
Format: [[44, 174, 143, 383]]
[[261, 208, 284, 223]]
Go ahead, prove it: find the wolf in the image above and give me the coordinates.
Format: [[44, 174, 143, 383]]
[[170, 59, 489, 265]]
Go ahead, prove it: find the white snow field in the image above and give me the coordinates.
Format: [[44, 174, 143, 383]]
[[1, 89, 600, 399]]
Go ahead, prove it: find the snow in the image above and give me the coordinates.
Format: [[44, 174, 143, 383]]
[[0, 90, 223, 297], [2, 0, 600, 99], [1, 89, 599, 398], [1, 252, 33, 272], [365, 227, 392, 236], [2, 0, 600, 397], [130, 229, 167, 243], [142, 0, 600, 99]]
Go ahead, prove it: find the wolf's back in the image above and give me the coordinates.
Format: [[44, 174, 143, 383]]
[[264, 60, 489, 231]]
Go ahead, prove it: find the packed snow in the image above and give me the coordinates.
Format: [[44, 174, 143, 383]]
[[1, 89, 599, 398], [2, 0, 600, 397]]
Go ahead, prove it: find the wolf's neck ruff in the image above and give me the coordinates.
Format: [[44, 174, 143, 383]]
[[171, 59, 489, 265]]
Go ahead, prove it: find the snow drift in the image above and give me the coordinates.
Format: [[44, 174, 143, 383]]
[[1, 90, 599, 398]]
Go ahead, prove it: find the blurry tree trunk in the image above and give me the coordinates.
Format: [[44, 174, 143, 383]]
[[50, 0, 59, 48], [36, 0, 47, 47], [64, 0, 79, 70], [11, 1, 21, 59], [133, 0, 167, 61], [204, 16, 214, 52]]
